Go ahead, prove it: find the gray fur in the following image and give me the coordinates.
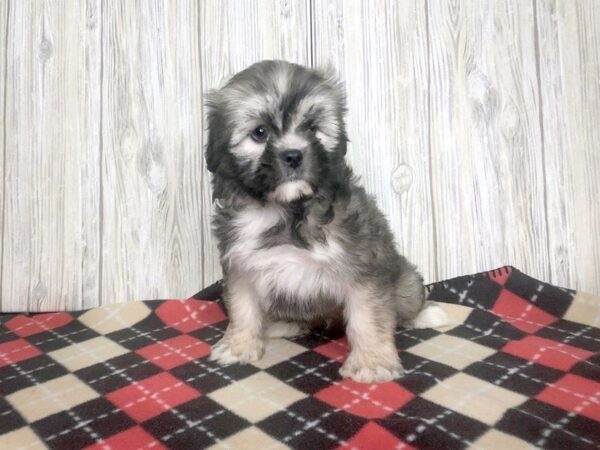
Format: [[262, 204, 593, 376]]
[[206, 60, 426, 382]]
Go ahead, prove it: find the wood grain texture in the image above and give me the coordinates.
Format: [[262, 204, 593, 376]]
[[427, 0, 550, 283], [0, 0, 7, 308], [81, 0, 102, 308], [311, 0, 437, 283], [100, 1, 205, 304], [537, 0, 600, 293], [1, 1, 599, 310], [199, 0, 312, 286], [1, 1, 101, 311]]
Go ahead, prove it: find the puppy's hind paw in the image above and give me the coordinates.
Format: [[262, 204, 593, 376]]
[[411, 302, 450, 329], [209, 337, 264, 365]]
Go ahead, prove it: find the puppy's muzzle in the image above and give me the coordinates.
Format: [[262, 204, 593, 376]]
[[279, 149, 303, 169]]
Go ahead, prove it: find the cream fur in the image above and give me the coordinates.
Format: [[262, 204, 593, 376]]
[[267, 180, 314, 204]]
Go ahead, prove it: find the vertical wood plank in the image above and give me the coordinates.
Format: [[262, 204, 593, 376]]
[[428, 0, 550, 282], [199, 0, 312, 285], [1, 0, 101, 312], [311, 0, 436, 282], [81, 0, 102, 308], [0, 0, 7, 310], [537, 0, 600, 293], [101, 1, 205, 303]]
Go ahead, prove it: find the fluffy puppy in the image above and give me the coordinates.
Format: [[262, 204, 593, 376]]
[[205, 60, 444, 383]]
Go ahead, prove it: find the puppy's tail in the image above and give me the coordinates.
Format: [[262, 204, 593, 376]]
[[411, 301, 450, 329]]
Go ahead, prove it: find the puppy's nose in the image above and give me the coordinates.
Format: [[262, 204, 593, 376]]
[[279, 149, 303, 169]]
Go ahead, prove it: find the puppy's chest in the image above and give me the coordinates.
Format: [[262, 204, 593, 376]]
[[223, 205, 348, 295]]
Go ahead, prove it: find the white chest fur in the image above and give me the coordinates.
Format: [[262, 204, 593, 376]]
[[222, 203, 350, 303]]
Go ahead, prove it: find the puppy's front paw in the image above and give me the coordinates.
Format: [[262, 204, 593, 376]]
[[209, 336, 264, 365], [339, 352, 404, 384]]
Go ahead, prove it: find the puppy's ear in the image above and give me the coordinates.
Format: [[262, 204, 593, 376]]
[[317, 64, 347, 114], [204, 90, 229, 173], [317, 64, 348, 156]]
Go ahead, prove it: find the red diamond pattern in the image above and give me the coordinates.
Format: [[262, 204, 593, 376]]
[[314, 337, 350, 362], [106, 372, 201, 422], [339, 422, 415, 450], [536, 374, 600, 422], [85, 426, 167, 450], [503, 335, 594, 371], [5, 313, 73, 337], [156, 299, 226, 333], [136, 334, 211, 370], [0, 339, 42, 367], [492, 289, 557, 333], [315, 379, 414, 419]]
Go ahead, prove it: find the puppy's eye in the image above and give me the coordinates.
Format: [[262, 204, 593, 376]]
[[251, 126, 269, 143], [309, 124, 319, 133]]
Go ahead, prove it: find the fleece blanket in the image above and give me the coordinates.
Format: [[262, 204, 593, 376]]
[[0, 266, 598, 450]]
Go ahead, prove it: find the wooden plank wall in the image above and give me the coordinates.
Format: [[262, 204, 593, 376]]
[[100, 2, 205, 306], [1, 0, 598, 312], [2, 1, 102, 311]]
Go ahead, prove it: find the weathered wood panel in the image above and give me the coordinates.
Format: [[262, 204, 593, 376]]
[[81, 0, 102, 308], [1, 0, 101, 311], [1, 1, 599, 311], [100, 1, 205, 304], [427, 0, 550, 283], [537, 0, 600, 293], [311, 0, 436, 283], [0, 0, 7, 308], [199, 0, 312, 286]]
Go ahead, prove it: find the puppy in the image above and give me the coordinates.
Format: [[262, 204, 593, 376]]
[[205, 60, 444, 383]]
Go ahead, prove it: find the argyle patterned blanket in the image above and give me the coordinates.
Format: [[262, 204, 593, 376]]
[[0, 266, 598, 449]]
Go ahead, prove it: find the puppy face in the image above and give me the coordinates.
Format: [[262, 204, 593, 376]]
[[206, 60, 348, 203]]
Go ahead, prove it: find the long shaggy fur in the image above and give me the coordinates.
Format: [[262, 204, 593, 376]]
[[206, 60, 431, 383]]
